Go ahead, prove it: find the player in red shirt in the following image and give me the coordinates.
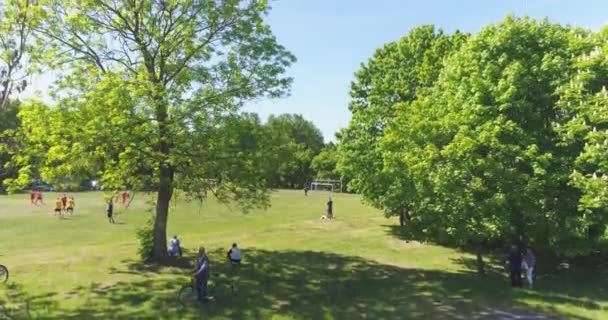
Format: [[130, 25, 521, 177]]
[[36, 190, 43, 205], [121, 191, 129, 205], [60, 193, 68, 212], [30, 189, 36, 204]]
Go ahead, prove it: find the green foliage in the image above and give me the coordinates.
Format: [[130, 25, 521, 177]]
[[265, 114, 324, 188], [341, 16, 608, 256], [338, 25, 469, 208], [136, 215, 156, 261], [311, 143, 340, 180], [8, 0, 295, 259]]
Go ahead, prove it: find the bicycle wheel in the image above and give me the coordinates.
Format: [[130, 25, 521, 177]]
[[177, 284, 197, 308], [0, 265, 8, 284]]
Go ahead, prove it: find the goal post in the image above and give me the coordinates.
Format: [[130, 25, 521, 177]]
[[309, 179, 343, 193]]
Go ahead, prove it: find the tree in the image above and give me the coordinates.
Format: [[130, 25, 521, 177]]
[[0, 0, 41, 110], [0, 0, 44, 192], [383, 17, 594, 267], [556, 26, 608, 253], [0, 100, 20, 192], [338, 25, 468, 211], [310, 143, 340, 180], [11, 0, 295, 261], [265, 114, 324, 188]]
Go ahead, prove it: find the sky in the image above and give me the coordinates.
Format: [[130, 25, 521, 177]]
[[242, 0, 608, 141], [22, 0, 608, 142]]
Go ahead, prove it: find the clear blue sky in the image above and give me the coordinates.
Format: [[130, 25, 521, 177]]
[[243, 0, 608, 141]]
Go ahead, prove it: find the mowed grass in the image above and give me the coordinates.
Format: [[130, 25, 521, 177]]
[[0, 191, 606, 319]]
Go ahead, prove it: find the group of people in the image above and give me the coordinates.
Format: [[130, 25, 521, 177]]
[[507, 244, 536, 289], [53, 193, 76, 216], [192, 243, 242, 302]]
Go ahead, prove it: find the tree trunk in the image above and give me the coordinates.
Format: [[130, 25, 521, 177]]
[[151, 93, 173, 261], [152, 163, 173, 261]]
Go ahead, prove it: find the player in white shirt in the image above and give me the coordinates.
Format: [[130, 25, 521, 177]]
[[168, 235, 182, 257], [227, 243, 242, 263]]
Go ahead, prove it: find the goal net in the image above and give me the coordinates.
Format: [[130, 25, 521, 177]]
[[310, 179, 342, 193]]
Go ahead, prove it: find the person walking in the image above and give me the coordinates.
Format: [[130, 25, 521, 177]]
[[507, 244, 523, 287], [106, 199, 115, 224], [523, 247, 536, 289]]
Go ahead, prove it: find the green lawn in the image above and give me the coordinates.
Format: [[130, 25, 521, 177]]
[[0, 191, 606, 319]]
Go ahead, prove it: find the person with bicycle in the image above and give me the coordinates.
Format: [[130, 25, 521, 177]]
[[193, 247, 210, 301], [227, 243, 242, 264]]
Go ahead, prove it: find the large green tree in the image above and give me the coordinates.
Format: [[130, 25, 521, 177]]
[[310, 142, 340, 181], [383, 17, 598, 261], [0, 0, 44, 192], [338, 25, 468, 217], [556, 26, 608, 253], [10, 0, 294, 260], [265, 113, 324, 188]]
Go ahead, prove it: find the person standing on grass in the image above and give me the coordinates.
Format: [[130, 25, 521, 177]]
[[54, 197, 63, 217], [304, 184, 309, 196], [36, 190, 44, 205], [326, 196, 333, 219], [30, 189, 36, 204], [61, 193, 68, 213], [507, 244, 523, 287], [194, 247, 210, 301], [121, 191, 129, 205], [524, 247, 536, 289], [66, 196, 75, 215], [106, 199, 115, 224]]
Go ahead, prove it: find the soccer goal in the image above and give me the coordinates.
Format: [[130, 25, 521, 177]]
[[310, 179, 343, 193]]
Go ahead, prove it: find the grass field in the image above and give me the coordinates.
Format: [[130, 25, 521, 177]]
[[0, 191, 606, 319]]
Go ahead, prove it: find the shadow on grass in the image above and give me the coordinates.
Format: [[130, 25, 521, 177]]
[[1, 248, 599, 320], [384, 224, 608, 319]]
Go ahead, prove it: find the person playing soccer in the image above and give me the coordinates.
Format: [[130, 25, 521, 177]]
[[36, 190, 44, 205], [60, 193, 68, 213], [66, 196, 75, 215], [54, 197, 63, 217], [107, 199, 115, 224], [326, 196, 333, 219], [121, 191, 129, 205], [30, 189, 36, 204]]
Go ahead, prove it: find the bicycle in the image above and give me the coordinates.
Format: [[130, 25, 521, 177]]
[[0, 264, 8, 284], [177, 273, 234, 308]]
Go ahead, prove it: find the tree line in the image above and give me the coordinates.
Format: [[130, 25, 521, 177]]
[[1, 109, 337, 193], [338, 16, 608, 266]]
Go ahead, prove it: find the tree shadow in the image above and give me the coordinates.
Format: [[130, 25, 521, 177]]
[[384, 224, 608, 318], [1, 248, 599, 320]]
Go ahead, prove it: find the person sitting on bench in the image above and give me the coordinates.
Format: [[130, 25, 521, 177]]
[[227, 243, 242, 264]]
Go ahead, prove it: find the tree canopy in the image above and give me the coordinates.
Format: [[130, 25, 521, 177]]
[[340, 16, 608, 257], [6, 0, 295, 260], [265, 113, 324, 189], [338, 25, 468, 208]]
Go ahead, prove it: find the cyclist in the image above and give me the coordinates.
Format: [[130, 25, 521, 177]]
[[193, 247, 210, 301], [226, 243, 242, 264]]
